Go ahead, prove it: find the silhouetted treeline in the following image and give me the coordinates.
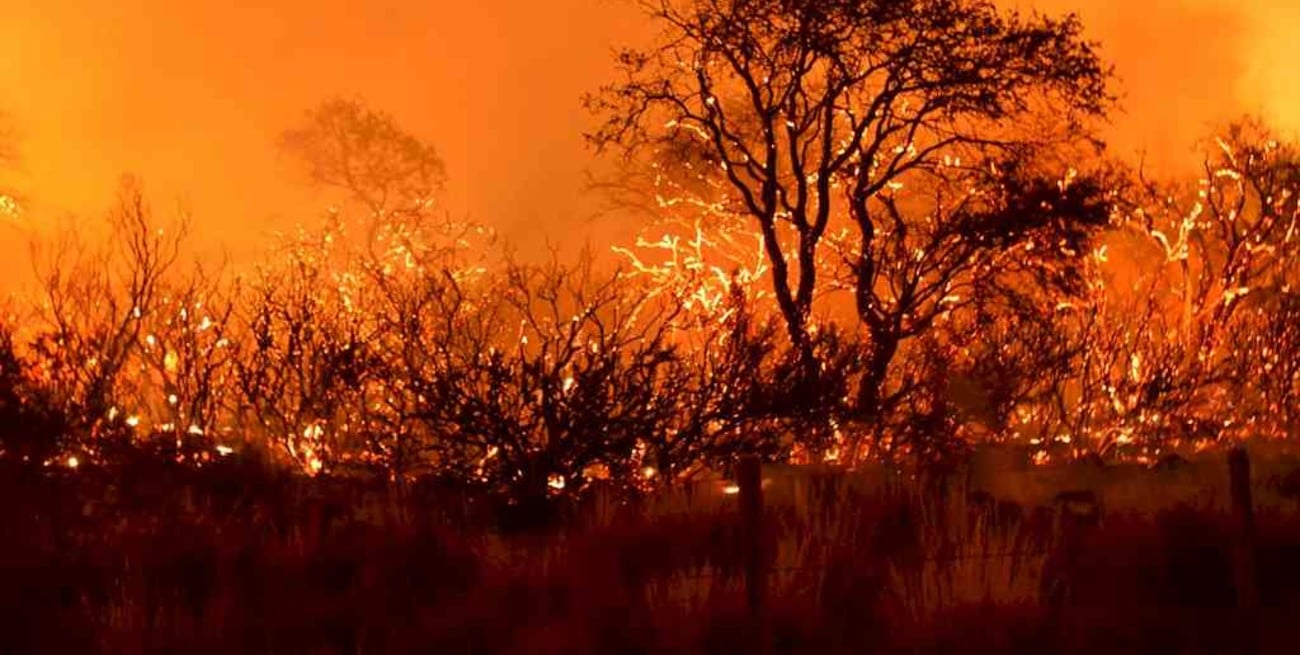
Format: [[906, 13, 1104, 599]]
[[2, 121, 1296, 499], [1, 0, 1298, 502]]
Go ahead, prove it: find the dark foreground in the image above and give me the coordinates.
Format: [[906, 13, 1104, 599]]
[[6, 450, 1300, 655]]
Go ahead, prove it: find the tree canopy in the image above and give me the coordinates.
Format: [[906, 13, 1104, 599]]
[[281, 97, 447, 217], [588, 0, 1116, 455]]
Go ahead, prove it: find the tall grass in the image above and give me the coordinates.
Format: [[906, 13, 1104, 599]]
[[4, 448, 1300, 653]]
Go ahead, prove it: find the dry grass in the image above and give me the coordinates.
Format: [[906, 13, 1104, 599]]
[[3, 447, 1300, 654]]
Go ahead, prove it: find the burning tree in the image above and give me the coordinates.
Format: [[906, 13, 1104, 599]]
[[588, 0, 1115, 459], [25, 179, 188, 458], [231, 221, 385, 475], [368, 245, 771, 507], [131, 266, 238, 459], [253, 97, 488, 478], [15, 180, 249, 466], [1044, 121, 1300, 458]]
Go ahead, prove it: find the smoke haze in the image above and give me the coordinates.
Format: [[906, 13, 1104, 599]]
[[0, 0, 1295, 271]]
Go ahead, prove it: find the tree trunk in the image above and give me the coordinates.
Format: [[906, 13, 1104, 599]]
[[850, 331, 898, 462]]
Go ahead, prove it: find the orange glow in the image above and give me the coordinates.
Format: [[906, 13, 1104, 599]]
[[2, 1, 1298, 288], [0, 1, 1297, 479], [0, 0, 651, 285]]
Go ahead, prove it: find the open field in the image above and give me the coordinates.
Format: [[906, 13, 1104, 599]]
[[6, 444, 1300, 655]]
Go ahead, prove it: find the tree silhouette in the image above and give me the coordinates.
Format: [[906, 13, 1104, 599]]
[[232, 223, 381, 475], [280, 97, 447, 218], [1049, 121, 1300, 456], [133, 263, 238, 461], [589, 0, 1114, 457], [0, 324, 69, 466], [27, 179, 187, 446], [269, 99, 491, 478]]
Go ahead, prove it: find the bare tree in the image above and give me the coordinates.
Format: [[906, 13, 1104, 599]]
[[1028, 120, 1300, 459], [27, 178, 187, 451], [133, 263, 238, 460], [274, 97, 490, 479], [588, 0, 1114, 457], [231, 223, 381, 475], [280, 97, 447, 219], [392, 252, 672, 498], [363, 243, 770, 508]]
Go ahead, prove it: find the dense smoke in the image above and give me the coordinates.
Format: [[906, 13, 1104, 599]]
[[0, 0, 1295, 281]]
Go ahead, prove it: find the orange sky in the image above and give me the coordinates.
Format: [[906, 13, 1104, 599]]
[[0, 0, 1297, 271]]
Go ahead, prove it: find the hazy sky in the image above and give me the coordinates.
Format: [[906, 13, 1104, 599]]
[[1, 0, 1296, 267]]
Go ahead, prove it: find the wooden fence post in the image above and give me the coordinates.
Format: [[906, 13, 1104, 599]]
[[1228, 447, 1259, 654], [738, 454, 766, 617]]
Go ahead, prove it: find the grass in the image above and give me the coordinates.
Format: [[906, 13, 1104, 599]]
[[3, 445, 1300, 654]]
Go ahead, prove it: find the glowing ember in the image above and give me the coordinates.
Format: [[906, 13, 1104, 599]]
[[0, 1, 1294, 492]]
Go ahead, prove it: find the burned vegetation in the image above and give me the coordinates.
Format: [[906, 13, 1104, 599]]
[[1, 1, 1299, 653]]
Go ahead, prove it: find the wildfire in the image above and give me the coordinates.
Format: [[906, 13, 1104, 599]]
[[288, 424, 328, 475], [2, 88, 1293, 488]]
